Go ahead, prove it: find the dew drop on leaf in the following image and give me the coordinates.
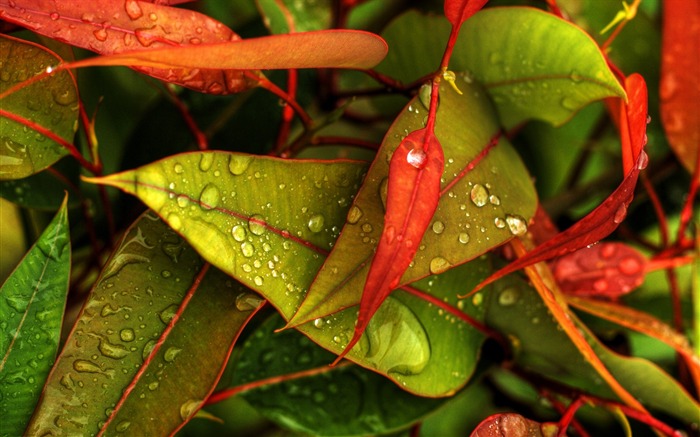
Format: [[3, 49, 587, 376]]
[[307, 214, 325, 233], [505, 214, 528, 236], [613, 204, 627, 224], [228, 155, 252, 175], [429, 256, 452, 274], [231, 225, 247, 242], [120, 329, 135, 342], [124, 0, 143, 20], [458, 232, 470, 244], [497, 287, 519, 306], [637, 150, 649, 170], [198, 183, 220, 210], [470, 184, 489, 207], [347, 206, 363, 224], [248, 215, 266, 236], [494, 217, 506, 229], [163, 347, 182, 362], [159, 304, 178, 324], [431, 221, 445, 234], [406, 148, 427, 169], [115, 421, 131, 433], [240, 242, 254, 257]]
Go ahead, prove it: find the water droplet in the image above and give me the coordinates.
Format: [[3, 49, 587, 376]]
[[347, 206, 363, 224], [613, 204, 627, 224], [176, 195, 189, 208], [120, 329, 135, 342], [167, 213, 182, 231], [116, 421, 131, 433], [619, 256, 643, 275], [93, 28, 108, 42], [148, 381, 159, 391], [307, 214, 325, 233], [164, 347, 182, 362], [73, 359, 103, 374], [235, 292, 263, 311], [406, 148, 427, 169], [97, 336, 130, 359], [470, 184, 489, 207], [180, 399, 201, 421], [505, 214, 528, 236], [458, 232, 470, 244], [561, 97, 577, 110], [489, 195, 500, 206], [494, 217, 506, 229], [198, 183, 220, 210], [248, 215, 266, 236], [313, 318, 324, 328], [431, 221, 445, 234], [173, 163, 184, 174], [429, 256, 452, 274], [637, 150, 649, 170], [240, 242, 254, 257], [418, 84, 433, 110], [570, 71, 583, 83], [228, 155, 252, 175], [142, 339, 156, 360], [159, 304, 179, 324], [361, 223, 373, 233], [498, 287, 519, 306], [254, 276, 264, 286], [231, 225, 247, 242], [81, 12, 95, 22], [124, 0, 143, 19], [49, 12, 59, 20], [199, 153, 214, 172]]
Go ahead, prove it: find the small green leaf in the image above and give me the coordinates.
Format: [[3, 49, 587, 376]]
[[25, 213, 261, 436], [373, 8, 625, 129], [484, 273, 700, 424], [88, 154, 493, 396], [0, 196, 70, 436], [0, 35, 78, 180], [456, 7, 626, 128], [231, 314, 444, 436]]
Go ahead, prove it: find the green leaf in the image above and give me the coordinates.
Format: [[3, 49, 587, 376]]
[[88, 153, 493, 396], [231, 314, 444, 436], [257, 0, 332, 34], [0, 160, 81, 209], [0, 196, 70, 436], [0, 35, 78, 180], [373, 8, 625, 129], [484, 273, 700, 424], [25, 212, 261, 436], [291, 77, 536, 328]]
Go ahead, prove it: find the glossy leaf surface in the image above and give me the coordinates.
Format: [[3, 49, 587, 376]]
[[231, 314, 444, 436], [373, 9, 625, 129], [0, 0, 252, 94], [0, 35, 78, 180], [88, 155, 493, 396], [484, 274, 700, 424], [0, 197, 70, 436], [25, 212, 261, 436], [290, 77, 536, 327], [660, 0, 699, 173]]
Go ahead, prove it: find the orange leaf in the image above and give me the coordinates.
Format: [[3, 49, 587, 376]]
[[660, 0, 700, 173], [333, 127, 444, 364]]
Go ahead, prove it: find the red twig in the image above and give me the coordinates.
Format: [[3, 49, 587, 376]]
[[163, 84, 209, 150]]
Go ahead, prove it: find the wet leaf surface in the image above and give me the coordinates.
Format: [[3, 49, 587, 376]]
[[0, 196, 70, 436], [484, 272, 700, 425], [470, 413, 557, 437], [231, 313, 444, 436], [88, 154, 493, 396], [291, 77, 535, 328], [0, 35, 78, 180], [25, 212, 261, 436]]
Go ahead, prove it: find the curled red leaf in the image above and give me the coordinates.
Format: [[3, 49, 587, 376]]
[[333, 128, 444, 364], [470, 413, 557, 437]]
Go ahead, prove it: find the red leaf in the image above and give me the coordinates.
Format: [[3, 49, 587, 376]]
[[333, 128, 444, 364], [0, 0, 250, 94], [444, 0, 489, 28], [470, 413, 557, 437], [660, 0, 700, 173], [467, 74, 648, 295], [551, 242, 646, 298]]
